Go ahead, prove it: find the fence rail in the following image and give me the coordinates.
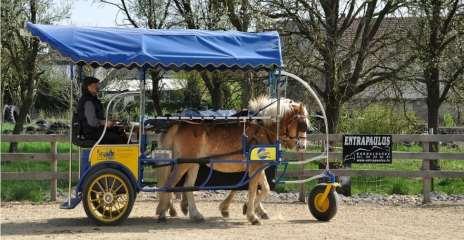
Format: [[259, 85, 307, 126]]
[[1, 134, 464, 202]]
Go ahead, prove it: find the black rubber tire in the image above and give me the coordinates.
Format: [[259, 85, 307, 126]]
[[307, 183, 338, 221], [82, 168, 136, 226]]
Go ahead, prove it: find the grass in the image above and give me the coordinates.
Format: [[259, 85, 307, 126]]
[[1, 138, 80, 202], [1, 135, 463, 201]]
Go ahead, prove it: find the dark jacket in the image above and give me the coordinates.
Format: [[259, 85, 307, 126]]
[[77, 93, 104, 138]]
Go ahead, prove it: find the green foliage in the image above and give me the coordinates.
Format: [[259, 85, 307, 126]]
[[390, 179, 411, 195], [34, 68, 75, 115], [443, 112, 456, 127], [338, 104, 422, 134], [1, 181, 47, 202]]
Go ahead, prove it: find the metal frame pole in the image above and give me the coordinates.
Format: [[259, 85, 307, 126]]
[[67, 64, 77, 206], [138, 68, 146, 155]]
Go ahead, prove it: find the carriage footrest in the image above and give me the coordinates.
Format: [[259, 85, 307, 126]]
[[60, 197, 81, 209]]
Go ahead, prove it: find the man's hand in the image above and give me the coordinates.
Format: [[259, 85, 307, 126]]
[[107, 120, 115, 128], [100, 120, 114, 128]]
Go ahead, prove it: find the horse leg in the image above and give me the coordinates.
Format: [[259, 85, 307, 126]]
[[168, 193, 178, 217], [242, 173, 270, 219], [180, 192, 188, 216], [219, 190, 236, 218], [158, 168, 178, 217], [254, 172, 270, 219], [183, 164, 204, 222], [156, 165, 190, 221], [246, 170, 260, 225], [155, 166, 171, 218]]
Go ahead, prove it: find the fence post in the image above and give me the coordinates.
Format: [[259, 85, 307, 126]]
[[297, 148, 305, 202], [50, 141, 58, 201], [421, 139, 431, 204]]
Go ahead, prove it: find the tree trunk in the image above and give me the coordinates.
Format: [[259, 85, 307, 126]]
[[201, 72, 224, 109], [149, 70, 163, 115], [240, 73, 251, 108], [9, 0, 39, 153], [425, 67, 441, 171], [210, 80, 224, 109], [9, 75, 36, 152], [326, 97, 341, 134]]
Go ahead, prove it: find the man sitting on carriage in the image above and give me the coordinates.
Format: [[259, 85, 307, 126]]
[[76, 77, 128, 145]]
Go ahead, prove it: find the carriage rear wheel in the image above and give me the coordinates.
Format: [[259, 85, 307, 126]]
[[307, 183, 338, 221], [82, 168, 135, 225]]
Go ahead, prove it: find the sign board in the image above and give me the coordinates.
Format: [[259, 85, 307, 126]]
[[343, 135, 392, 164]]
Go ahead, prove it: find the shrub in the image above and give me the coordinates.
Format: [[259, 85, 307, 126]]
[[443, 112, 456, 127], [390, 179, 410, 195], [338, 104, 422, 134]]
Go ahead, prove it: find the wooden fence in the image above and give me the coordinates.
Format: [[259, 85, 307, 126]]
[[1, 134, 464, 202]]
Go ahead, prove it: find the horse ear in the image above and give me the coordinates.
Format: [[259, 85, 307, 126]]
[[299, 103, 306, 113]]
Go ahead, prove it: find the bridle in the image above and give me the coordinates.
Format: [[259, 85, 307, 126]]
[[248, 112, 308, 148], [281, 113, 308, 141]]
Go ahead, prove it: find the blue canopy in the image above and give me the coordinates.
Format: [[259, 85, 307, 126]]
[[27, 23, 282, 70]]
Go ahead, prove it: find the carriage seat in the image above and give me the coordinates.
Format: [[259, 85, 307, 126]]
[[72, 134, 97, 148], [71, 126, 97, 148], [71, 113, 96, 148]]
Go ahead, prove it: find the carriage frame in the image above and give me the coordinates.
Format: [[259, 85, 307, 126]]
[[26, 22, 339, 225]]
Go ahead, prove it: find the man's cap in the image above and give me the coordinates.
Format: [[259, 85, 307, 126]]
[[82, 76, 100, 86]]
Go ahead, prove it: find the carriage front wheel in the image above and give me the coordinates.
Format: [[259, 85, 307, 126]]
[[307, 183, 338, 221], [82, 168, 135, 225]]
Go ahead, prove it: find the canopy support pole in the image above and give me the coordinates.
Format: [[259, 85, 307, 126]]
[[138, 68, 146, 155], [67, 64, 76, 206]]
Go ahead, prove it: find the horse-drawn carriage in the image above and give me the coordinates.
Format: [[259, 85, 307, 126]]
[[27, 22, 338, 225]]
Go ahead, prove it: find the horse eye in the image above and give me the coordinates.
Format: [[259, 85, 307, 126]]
[[298, 121, 308, 132]]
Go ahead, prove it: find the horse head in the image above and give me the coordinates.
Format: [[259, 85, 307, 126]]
[[249, 96, 309, 149]]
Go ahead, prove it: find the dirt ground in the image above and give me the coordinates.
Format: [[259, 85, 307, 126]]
[[1, 200, 463, 240]]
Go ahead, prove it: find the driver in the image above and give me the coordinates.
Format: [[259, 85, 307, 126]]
[[77, 77, 127, 144]]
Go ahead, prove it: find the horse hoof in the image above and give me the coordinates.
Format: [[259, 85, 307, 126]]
[[158, 216, 167, 223], [169, 208, 178, 217], [251, 219, 262, 225], [242, 203, 247, 215], [221, 210, 230, 218], [191, 215, 205, 222], [260, 213, 270, 220], [181, 205, 189, 216]]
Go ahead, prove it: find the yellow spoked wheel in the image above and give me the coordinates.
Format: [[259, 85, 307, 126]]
[[307, 184, 338, 221], [83, 168, 135, 225]]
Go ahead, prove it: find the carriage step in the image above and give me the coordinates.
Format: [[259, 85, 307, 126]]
[[60, 197, 81, 209]]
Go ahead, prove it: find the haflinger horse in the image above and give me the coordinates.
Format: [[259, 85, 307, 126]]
[[155, 96, 309, 225]]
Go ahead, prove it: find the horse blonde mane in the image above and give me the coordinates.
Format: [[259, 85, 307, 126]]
[[248, 95, 296, 125]]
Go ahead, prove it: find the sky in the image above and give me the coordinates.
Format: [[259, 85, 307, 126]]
[[61, 0, 120, 27]]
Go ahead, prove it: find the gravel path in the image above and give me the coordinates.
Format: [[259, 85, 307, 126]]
[[2, 198, 464, 240]]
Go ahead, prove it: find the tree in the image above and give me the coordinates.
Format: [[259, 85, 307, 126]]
[[1, 0, 70, 152], [99, 0, 172, 115], [172, 0, 237, 109], [259, 0, 409, 133], [222, 0, 256, 107], [405, 0, 464, 169]]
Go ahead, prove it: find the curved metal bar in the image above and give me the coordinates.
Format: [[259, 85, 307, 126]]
[[285, 153, 326, 165], [280, 173, 326, 184], [279, 71, 330, 170], [94, 91, 140, 146], [273, 162, 288, 184], [199, 162, 215, 188]]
